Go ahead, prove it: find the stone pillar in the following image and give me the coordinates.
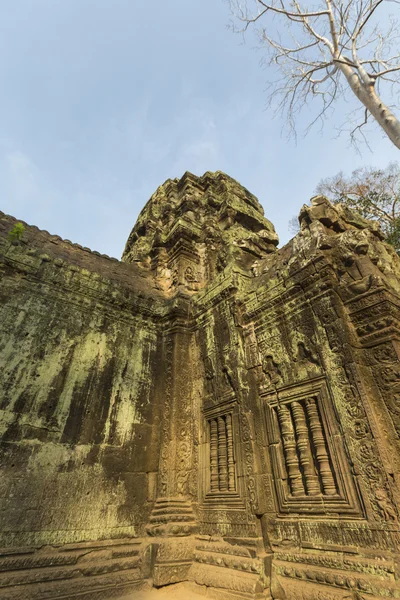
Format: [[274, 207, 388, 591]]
[[277, 403, 305, 496], [218, 416, 229, 491], [226, 413, 236, 491], [146, 309, 198, 538], [146, 316, 198, 587], [210, 418, 219, 492], [305, 398, 337, 496], [291, 401, 320, 496]]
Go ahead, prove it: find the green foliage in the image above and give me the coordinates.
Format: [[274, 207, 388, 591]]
[[316, 162, 400, 253], [8, 222, 25, 242], [385, 217, 400, 252]]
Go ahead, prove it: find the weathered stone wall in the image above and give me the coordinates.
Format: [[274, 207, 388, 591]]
[[1, 172, 400, 600], [0, 212, 165, 548], [242, 197, 400, 598]]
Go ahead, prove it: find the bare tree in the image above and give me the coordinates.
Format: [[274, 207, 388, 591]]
[[288, 214, 301, 233], [316, 161, 400, 248], [228, 0, 400, 148]]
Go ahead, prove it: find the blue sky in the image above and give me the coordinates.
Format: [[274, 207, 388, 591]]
[[0, 0, 398, 258]]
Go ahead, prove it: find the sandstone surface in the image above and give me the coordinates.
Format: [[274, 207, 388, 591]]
[[0, 171, 399, 599]]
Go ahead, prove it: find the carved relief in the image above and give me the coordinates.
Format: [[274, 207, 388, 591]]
[[184, 265, 197, 283], [376, 364, 400, 435], [242, 322, 262, 370], [159, 338, 174, 497], [222, 364, 237, 394], [239, 411, 259, 513], [296, 341, 319, 366], [262, 354, 282, 386], [375, 488, 397, 522]]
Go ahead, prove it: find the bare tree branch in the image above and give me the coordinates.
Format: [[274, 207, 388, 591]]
[[228, 0, 400, 148]]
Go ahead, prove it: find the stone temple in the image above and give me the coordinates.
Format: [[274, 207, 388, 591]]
[[0, 170, 399, 600]]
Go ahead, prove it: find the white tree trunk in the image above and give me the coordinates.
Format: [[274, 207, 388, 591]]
[[338, 63, 400, 150], [363, 90, 400, 150]]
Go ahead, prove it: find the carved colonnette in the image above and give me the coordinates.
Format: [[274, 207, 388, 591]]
[[263, 377, 362, 515], [201, 400, 242, 502]]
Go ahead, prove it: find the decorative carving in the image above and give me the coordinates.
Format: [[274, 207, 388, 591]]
[[184, 265, 197, 283], [239, 411, 259, 512], [146, 498, 197, 537], [375, 488, 397, 522]]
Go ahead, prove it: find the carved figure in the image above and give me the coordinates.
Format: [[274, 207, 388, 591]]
[[251, 260, 260, 277], [222, 363, 237, 392], [184, 265, 197, 283], [296, 341, 319, 365], [262, 355, 282, 385], [375, 488, 397, 521]]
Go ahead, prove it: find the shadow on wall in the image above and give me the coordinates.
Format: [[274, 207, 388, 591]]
[[122, 583, 206, 599]]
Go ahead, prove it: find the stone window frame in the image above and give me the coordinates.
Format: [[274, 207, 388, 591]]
[[199, 399, 246, 508], [262, 377, 363, 516]]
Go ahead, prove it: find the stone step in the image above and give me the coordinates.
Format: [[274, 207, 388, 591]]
[[0, 567, 144, 600], [0, 555, 141, 588], [151, 506, 194, 515], [149, 514, 194, 523], [194, 549, 261, 574], [0, 541, 142, 572], [189, 562, 265, 597], [0, 550, 82, 573], [0, 537, 141, 557], [152, 502, 193, 510], [153, 499, 192, 505]]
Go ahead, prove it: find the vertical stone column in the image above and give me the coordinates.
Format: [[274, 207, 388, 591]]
[[210, 419, 219, 492], [226, 414, 236, 491], [217, 416, 229, 491], [305, 398, 337, 496], [147, 315, 197, 539], [277, 404, 304, 496], [291, 401, 320, 496]]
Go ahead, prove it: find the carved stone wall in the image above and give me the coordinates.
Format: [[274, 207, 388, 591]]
[[0, 173, 399, 599]]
